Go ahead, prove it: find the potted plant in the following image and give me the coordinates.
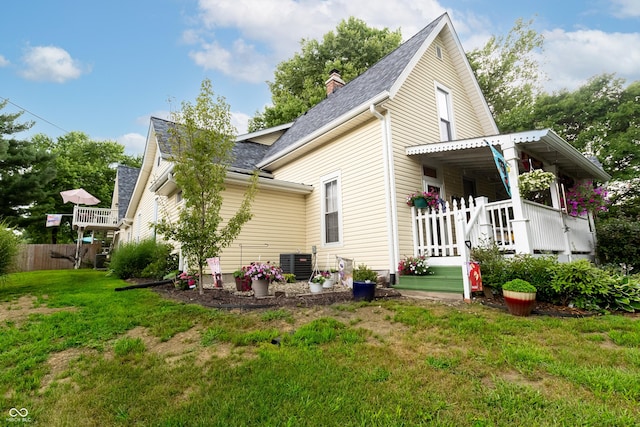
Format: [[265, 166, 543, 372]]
[[309, 273, 325, 293], [174, 271, 197, 290], [406, 190, 440, 209], [518, 169, 555, 198], [320, 270, 334, 289], [352, 264, 378, 301], [233, 267, 251, 292], [564, 181, 609, 216], [502, 278, 537, 316], [244, 262, 284, 297]]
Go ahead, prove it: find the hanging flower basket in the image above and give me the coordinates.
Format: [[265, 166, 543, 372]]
[[518, 170, 555, 198]]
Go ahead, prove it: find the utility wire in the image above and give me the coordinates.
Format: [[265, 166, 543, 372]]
[[1, 96, 70, 133]]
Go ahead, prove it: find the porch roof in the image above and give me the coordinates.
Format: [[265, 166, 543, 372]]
[[405, 129, 611, 181]]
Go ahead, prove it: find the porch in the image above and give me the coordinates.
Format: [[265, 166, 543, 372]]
[[402, 129, 611, 301], [412, 196, 596, 263]]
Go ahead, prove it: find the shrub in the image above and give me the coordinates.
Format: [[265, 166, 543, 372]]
[[283, 273, 297, 283], [502, 278, 536, 293], [109, 239, 177, 279], [597, 217, 640, 272], [550, 259, 613, 310], [470, 242, 509, 289], [506, 255, 558, 302], [0, 222, 19, 277], [604, 275, 640, 313]]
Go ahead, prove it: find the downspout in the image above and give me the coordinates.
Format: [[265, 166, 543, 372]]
[[370, 104, 399, 285]]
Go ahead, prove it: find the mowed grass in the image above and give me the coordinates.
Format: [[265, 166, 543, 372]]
[[0, 270, 638, 426]]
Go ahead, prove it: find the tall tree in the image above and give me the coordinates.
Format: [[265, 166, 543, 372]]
[[467, 18, 544, 132], [530, 75, 640, 218], [23, 132, 141, 243], [0, 100, 55, 223], [249, 17, 401, 131], [156, 79, 259, 295]]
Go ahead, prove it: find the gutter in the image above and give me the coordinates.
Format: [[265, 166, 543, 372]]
[[369, 103, 400, 283], [258, 91, 390, 169]]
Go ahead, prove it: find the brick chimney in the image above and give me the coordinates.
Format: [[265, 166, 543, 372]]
[[325, 69, 345, 96]]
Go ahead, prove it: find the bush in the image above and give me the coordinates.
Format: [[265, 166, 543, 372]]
[[506, 255, 557, 302], [550, 259, 613, 310], [0, 222, 19, 276], [470, 242, 509, 289], [109, 239, 177, 280], [597, 217, 640, 272]]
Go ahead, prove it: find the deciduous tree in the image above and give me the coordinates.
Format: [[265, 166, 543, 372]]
[[156, 79, 259, 295], [467, 18, 544, 132], [249, 17, 401, 131]]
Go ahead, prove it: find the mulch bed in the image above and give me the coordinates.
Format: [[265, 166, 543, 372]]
[[474, 291, 599, 317], [149, 282, 403, 310]]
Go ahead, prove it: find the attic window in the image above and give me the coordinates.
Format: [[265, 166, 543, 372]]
[[435, 45, 443, 60]]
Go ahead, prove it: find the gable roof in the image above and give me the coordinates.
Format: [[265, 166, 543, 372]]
[[115, 165, 140, 220], [257, 13, 497, 169], [150, 116, 270, 171], [259, 14, 446, 166]]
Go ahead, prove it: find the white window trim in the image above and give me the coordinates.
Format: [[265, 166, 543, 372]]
[[320, 171, 343, 247], [434, 82, 456, 141]]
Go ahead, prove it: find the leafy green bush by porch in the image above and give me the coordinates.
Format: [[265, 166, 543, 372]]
[[108, 239, 177, 279], [596, 217, 640, 271], [0, 220, 19, 277]]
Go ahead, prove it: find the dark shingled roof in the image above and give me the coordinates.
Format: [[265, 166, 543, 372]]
[[150, 116, 270, 170], [116, 165, 140, 220], [262, 14, 445, 162]]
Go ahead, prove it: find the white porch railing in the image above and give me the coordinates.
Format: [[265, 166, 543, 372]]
[[413, 197, 596, 260], [73, 206, 119, 229]]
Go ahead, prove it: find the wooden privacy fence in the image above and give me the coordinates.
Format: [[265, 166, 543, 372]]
[[16, 243, 102, 272]]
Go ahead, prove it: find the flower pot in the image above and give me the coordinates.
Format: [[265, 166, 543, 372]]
[[323, 278, 334, 289], [235, 276, 251, 292], [309, 282, 324, 293], [251, 279, 270, 297], [353, 281, 376, 302], [503, 290, 536, 316], [413, 198, 428, 208]]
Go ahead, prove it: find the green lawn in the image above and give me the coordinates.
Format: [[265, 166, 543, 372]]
[[1, 270, 639, 426]]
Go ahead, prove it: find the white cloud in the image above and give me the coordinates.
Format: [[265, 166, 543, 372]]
[[136, 110, 172, 127], [0, 55, 9, 67], [231, 111, 250, 134], [117, 133, 147, 156], [611, 0, 640, 18], [188, 0, 449, 82], [20, 46, 87, 83], [541, 29, 640, 92], [189, 39, 272, 83]]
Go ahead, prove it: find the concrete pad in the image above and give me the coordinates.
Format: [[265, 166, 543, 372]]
[[399, 290, 464, 302]]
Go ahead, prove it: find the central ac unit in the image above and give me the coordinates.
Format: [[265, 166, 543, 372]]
[[279, 253, 312, 280]]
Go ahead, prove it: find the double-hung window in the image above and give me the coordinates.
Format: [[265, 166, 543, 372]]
[[436, 84, 454, 141], [321, 172, 342, 245]]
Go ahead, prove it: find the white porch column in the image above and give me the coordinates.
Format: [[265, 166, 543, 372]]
[[502, 140, 532, 254]]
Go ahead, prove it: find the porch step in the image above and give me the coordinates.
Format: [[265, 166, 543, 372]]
[[394, 266, 463, 293]]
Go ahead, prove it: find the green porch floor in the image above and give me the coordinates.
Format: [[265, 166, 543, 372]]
[[393, 266, 463, 293]]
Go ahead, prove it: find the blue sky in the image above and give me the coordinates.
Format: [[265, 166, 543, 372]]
[[1, 0, 639, 156]]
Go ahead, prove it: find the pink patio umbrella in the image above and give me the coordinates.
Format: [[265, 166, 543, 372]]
[[59, 188, 100, 269], [60, 188, 100, 205]]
